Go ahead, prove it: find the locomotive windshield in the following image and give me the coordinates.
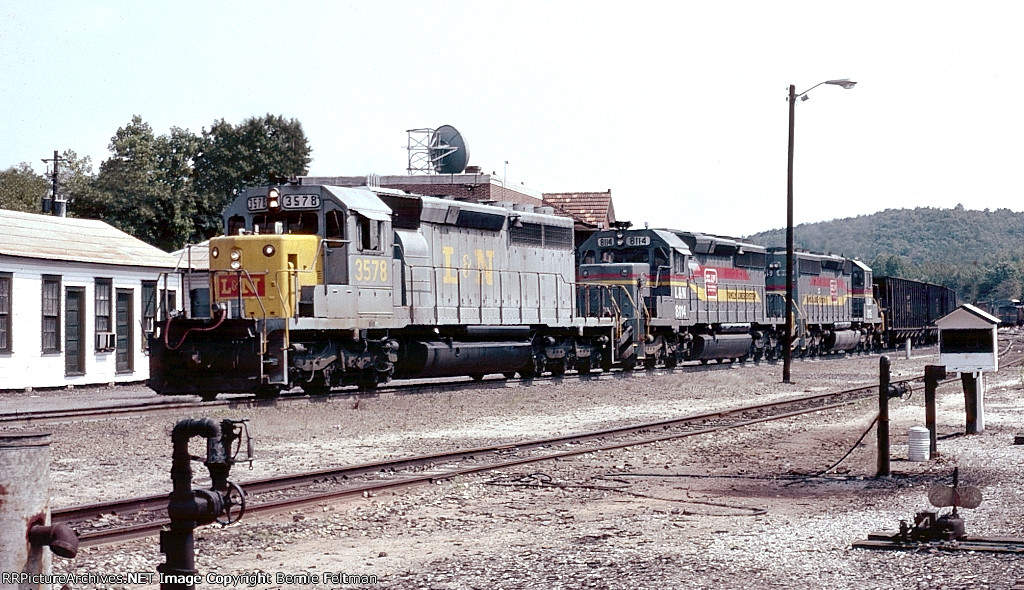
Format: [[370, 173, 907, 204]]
[[252, 211, 319, 235]]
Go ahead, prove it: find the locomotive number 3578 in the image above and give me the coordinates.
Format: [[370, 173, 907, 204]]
[[353, 258, 388, 283]]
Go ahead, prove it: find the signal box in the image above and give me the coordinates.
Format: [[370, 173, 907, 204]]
[[936, 304, 1000, 373]]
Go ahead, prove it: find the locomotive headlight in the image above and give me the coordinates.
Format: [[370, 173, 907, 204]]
[[267, 187, 281, 211], [230, 260, 242, 270], [262, 244, 276, 257], [620, 269, 629, 277], [211, 246, 220, 259], [230, 249, 241, 261]]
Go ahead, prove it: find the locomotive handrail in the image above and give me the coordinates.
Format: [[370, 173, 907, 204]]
[[576, 283, 629, 340], [162, 306, 228, 352], [208, 269, 270, 354], [430, 264, 573, 326]]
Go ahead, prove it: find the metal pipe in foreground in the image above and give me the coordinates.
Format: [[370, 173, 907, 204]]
[[0, 432, 79, 590]]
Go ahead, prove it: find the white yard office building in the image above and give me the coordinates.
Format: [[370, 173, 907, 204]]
[[0, 209, 182, 390]]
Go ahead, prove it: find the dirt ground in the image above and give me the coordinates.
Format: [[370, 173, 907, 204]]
[[15, 345, 1024, 589]]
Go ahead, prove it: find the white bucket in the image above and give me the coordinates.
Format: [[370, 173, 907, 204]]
[[908, 426, 930, 461]]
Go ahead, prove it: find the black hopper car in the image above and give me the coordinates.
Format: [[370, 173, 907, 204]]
[[872, 276, 958, 346]]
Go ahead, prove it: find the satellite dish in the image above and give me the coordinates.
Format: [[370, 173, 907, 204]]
[[429, 125, 470, 174]]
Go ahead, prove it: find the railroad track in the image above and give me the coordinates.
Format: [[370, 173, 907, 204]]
[[0, 348, 924, 427], [57, 377, 908, 548], [11, 331, 1024, 428]]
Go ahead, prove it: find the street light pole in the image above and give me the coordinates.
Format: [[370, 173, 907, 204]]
[[783, 85, 797, 384], [782, 79, 856, 384]]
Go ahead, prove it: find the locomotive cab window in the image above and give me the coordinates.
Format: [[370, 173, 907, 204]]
[[581, 250, 596, 265], [613, 249, 648, 264], [228, 215, 246, 235], [252, 212, 319, 235], [654, 248, 669, 269], [325, 209, 346, 241], [357, 214, 381, 251], [673, 250, 687, 274]]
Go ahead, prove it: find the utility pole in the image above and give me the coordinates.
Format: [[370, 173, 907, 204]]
[[41, 150, 65, 216]]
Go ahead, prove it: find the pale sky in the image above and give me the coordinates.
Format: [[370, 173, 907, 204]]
[[3, 1, 1022, 237]]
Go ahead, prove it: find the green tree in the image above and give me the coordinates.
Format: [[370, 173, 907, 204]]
[[59, 150, 96, 212], [978, 261, 1024, 301], [869, 254, 911, 279], [0, 163, 48, 212], [78, 115, 200, 251], [193, 114, 312, 238]]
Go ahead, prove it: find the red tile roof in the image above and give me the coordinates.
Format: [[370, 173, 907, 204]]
[[542, 191, 616, 229]]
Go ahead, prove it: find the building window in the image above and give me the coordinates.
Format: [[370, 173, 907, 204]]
[[160, 289, 177, 319], [142, 281, 156, 349], [0, 273, 11, 353], [42, 275, 61, 353], [95, 278, 112, 332]]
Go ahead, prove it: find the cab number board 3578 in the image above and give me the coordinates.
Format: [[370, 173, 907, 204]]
[[247, 194, 321, 211]]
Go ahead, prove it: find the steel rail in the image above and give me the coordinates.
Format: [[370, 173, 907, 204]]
[[62, 379, 899, 547], [2, 345, 951, 427]]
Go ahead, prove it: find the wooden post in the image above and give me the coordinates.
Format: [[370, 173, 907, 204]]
[[877, 356, 891, 478], [962, 372, 982, 434], [924, 365, 945, 457]]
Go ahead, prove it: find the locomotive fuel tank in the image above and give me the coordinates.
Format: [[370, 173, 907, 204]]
[[689, 333, 754, 361], [396, 340, 533, 379], [822, 329, 861, 353]]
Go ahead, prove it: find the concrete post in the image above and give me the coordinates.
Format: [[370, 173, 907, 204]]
[[0, 432, 52, 590]]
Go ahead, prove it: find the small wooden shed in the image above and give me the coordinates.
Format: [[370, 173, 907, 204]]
[[935, 304, 999, 373]]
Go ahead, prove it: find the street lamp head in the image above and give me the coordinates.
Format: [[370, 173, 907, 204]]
[[826, 78, 857, 89]]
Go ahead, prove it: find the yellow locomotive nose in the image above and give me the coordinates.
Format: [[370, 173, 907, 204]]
[[209, 234, 321, 318]]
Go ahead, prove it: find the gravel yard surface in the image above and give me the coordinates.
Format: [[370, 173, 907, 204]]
[[5, 346, 1023, 589]]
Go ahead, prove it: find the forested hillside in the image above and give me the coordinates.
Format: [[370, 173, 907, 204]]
[[746, 205, 1024, 304]]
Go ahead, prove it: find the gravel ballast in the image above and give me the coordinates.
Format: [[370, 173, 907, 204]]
[[3, 346, 1022, 589]]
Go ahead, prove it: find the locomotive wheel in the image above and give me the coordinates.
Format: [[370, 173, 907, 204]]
[[502, 372, 517, 380], [254, 385, 281, 400], [519, 356, 545, 379], [471, 374, 485, 382], [199, 392, 219, 402], [664, 354, 678, 369], [303, 383, 331, 395], [577, 357, 592, 374], [644, 355, 657, 370], [302, 373, 331, 395], [357, 370, 380, 391]]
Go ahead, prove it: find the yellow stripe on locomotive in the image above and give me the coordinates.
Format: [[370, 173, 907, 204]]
[[209, 234, 321, 318]]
